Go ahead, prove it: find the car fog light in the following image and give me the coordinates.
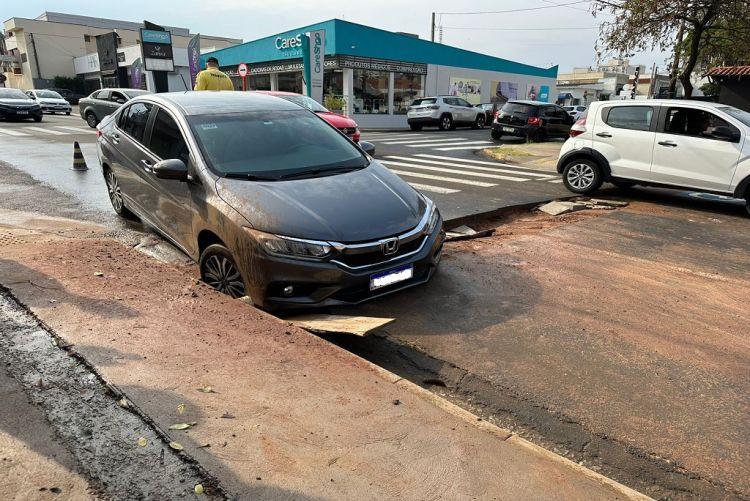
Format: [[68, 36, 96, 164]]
[[283, 286, 294, 296]]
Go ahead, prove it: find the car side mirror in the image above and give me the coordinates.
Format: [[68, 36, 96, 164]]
[[711, 126, 740, 142], [116, 99, 126, 104], [153, 159, 189, 181], [359, 140, 376, 157]]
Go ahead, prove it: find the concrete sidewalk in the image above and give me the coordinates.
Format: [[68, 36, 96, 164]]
[[0, 212, 648, 500]]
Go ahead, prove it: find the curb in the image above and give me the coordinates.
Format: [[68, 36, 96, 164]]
[[442, 196, 580, 228]]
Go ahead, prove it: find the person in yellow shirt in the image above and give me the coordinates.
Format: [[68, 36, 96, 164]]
[[194, 57, 234, 91]]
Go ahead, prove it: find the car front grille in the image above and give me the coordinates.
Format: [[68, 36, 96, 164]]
[[332, 235, 426, 268]]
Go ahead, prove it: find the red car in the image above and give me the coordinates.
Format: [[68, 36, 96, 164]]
[[256, 91, 360, 142]]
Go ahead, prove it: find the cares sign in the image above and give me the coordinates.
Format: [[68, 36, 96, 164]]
[[275, 34, 303, 50]]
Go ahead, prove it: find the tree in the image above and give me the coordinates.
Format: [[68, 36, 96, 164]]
[[593, 0, 749, 97], [699, 81, 721, 97]]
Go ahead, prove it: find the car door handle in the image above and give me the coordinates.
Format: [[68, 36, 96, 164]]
[[140, 159, 153, 171], [595, 132, 612, 138], [111, 133, 120, 144], [658, 141, 678, 147]]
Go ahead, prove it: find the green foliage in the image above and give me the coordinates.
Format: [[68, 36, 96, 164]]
[[52, 76, 85, 93], [700, 81, 721, 97], [324, 95, 346, 112]]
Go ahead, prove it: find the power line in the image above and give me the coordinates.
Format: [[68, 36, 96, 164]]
[[437, 0, 590, 16], [443, 26, 598, 31]]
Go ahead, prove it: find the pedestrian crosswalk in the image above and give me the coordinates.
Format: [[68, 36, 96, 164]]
[[377, 153, 561, 195], [363, 131, 493, 151], [0, 122, 92, 137]]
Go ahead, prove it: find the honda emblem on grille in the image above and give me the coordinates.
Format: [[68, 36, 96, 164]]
[[380, 238, 399, 256]]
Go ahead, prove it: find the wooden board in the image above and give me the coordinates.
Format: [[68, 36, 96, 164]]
[[287, 314, 395, 337]]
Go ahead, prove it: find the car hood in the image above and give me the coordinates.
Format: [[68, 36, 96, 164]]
[[215, 161, 425, 242], [317, 111, 358, 129], [37, 98, 70, 105], [0, 98, 37, 106]]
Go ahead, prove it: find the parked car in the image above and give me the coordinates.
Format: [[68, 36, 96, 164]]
[[80, 88, 152, 128], [476, 103, 499, 126], [25, 89, 72, 115], [491, 100, 574, 141], [255, 91, 361, 142], [557, 100, 750, 214], [407, 96, 487, 131], [46, 87, 86, 105], [563, 105, 587, 120], [0, 88, 43, 122], [96, 92, 444, 309]]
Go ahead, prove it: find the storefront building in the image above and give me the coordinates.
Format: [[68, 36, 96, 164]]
[[202, 19, 558, 128]]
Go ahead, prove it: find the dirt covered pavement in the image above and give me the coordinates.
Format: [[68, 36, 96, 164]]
[[0, 213, 646, 500], [332, 199, 750, 500]]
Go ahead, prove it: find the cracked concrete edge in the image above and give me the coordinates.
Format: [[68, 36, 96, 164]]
[[284, 315, 655, 501]]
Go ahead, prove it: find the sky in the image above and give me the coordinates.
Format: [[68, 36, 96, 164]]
[[5, 0, 671, 73]]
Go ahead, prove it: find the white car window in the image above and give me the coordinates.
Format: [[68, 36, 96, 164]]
[[605, 106, 654, 131], [664, 107, 740, 139]]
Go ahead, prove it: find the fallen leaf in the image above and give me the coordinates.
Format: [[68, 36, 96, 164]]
[[197, 386, 216, 394], [118, 398, 129, 409], [198, 443, 211, 448], [220, 412, 236, 419], [177, 403, 186, 415], [94, 272, 104, 277], [168, 423, 194, 430], [137, 437, 147, 447], [169, 441, 184, 450], [194, 484, 204, 495]]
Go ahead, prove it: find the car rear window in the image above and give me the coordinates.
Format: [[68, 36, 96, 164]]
[[500, 102, 535, 116], [412, 98, 436, 106], [188, 110, 367, 179], [604, 106, 654, 131]]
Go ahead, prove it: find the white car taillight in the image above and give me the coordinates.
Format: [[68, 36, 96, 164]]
[[569, 118, 586, 137]]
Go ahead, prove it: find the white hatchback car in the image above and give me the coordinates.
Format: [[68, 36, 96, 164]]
[[557, 100, 750, 214], [407, 96, 487, 131], [24, 89, 72, 115]]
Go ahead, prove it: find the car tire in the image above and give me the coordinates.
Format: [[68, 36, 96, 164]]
[[744, 192, 750, 217], [562, 159, 603, 194], [491, 130, 501, 140], [611, 180, 636, 189], [104, 168, 136, 219], [199, 244, 248, 299], [439, 114, 453, 131], [33, 116, 42, 123], [473, 115, 486, 129], [410, 124, 423, 131], [85, 111, 98, 128], [66, 111, 71, 115]]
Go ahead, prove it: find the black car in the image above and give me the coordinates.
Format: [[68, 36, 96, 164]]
[[476, 103, 498, 125], [491, 100, 574, 141], [0, 88, 43, 122], [47, 87, 86, 105]]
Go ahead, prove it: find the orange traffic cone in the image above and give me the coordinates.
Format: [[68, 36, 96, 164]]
[[72, 141, 88, 171]]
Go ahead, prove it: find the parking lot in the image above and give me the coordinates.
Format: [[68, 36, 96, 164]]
[[1, 115, 749, 500]]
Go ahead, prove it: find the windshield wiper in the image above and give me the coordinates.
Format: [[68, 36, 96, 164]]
[[223, 172, 279, 181], [278, 165, 366, 180]]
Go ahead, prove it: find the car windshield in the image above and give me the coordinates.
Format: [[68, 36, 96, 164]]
[[412, 98, 437, 106], [123, 90, 152, 99], [36, 90, 63, 99], [719, 106, 750, 127], [279, 94, 328, 113], [0, 89, 30, 99], [188, 110, 368, 179]]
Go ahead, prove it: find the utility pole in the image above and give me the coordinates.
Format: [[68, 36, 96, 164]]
[[667, 23, 684, 98], [29, 32, 42, 84], [431, 13, 436, 42], [648, 63, 657, 98]]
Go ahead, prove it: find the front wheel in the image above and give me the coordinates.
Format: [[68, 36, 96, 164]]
[[66, 111, 71, 115], [473, 115, 486, 129], [199, 244, 248, 299], [33, 116, 42, 123], [491, 130, 501, 140], [562, 159, 603, 194], [745, 194, 750, 218]]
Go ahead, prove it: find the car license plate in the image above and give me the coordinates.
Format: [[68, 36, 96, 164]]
[[370, 264, 413, 291], [502, 126, 514, 133], [16, 111, 29, 115]]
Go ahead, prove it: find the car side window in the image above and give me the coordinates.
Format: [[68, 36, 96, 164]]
[[148, 109, 189, 164], [456, 98, 472, 107], [110, 91, 126, 104], [664, 107, 739, 139], [604, 106, 653, 131], [120, 102, 153, 144], [95, 90, 110, 101], [444, 98, 459, 106]]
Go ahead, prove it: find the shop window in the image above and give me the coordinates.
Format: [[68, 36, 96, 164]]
[[323, 69, 345, 112], [353, 69, 389, 114], [393, 72, 424, 114], [248, 74, 271, 91], [278, 71, 303, 94]]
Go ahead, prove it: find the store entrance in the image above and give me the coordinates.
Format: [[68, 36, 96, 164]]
[[278, 71, 303, 93]]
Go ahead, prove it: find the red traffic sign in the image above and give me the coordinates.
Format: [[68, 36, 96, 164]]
[[238, 63, 249, 77]]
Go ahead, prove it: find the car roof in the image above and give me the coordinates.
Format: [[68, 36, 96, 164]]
[[506, 100, 556, 106], [136, 91, 302, 116], [254, 90, 300, 97], [591, 99, 727, 109]]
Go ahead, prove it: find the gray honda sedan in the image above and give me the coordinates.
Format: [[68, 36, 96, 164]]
[[96, 92, 444, 309]]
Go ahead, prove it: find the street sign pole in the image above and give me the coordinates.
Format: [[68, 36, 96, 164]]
[[238, 63, 248, 92]]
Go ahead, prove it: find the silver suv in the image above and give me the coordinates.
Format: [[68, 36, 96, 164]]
[[407, 96, 487, 131], [557, 100, 750, 215]]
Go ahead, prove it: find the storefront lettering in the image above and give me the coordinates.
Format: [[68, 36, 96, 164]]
[[313, 32, 322, 73], [275, 34, 303, 50]]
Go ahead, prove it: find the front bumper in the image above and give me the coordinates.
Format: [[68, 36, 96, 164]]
[[244, 216, 446, 310], [40, 104, 72, 113], [0, 107, 43, 120]]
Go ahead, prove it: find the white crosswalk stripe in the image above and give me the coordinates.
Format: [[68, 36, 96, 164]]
[[381, 160, 530, 182], [388, 169, 497, 187], [53, 126, 95, 133], [436, 145, 493, 151], [0, 128, 29, 136], [407, 183, 461, 194], [384, 156, 553, 178], [24, 126, 69, 135], [380, 137, 468, 145], [407, 140, 493, 148]]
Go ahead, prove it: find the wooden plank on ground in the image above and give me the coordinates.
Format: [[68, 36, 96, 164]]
[[287, 315, 395, 337]]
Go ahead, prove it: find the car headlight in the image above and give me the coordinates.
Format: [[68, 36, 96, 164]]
[[245, 228, 333, 260], [426, 202, 441, 234]]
